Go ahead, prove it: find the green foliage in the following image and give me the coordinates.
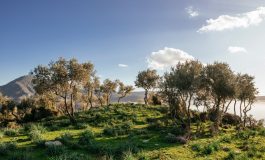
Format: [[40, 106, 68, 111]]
[[164, 133, 178, 143], [74, 123, 89, 130], [191, 143, 202, 152], [0, 131, 4, 138], [224, 151, 236, 160], [0, 142, 17, 156], [78, 130, 94, 145], [8, 150, 33, 160], [103, 123, 132, 136], [201, 141, 220, 155], [221, 136, 231, 143], [48, 152, 92, 160], [46, 145, 66, 157], [4, 128, 19, 137], [56, 132, 73, 146], [122, 150, 137, 160], [27, 124, 46, 142]]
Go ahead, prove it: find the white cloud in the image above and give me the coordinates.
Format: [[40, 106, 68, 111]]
[[228, 46, 247, 54], [198, 7, 265, 33], [186, 6, 199, 18], [118, 64, 128, 68], [147, 47, 195, 70]]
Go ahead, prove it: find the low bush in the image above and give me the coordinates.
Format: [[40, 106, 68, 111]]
[[115, 141, 140, 156], [56, 133, 73, 146], [0, 142, 17, 156], [224, 151, 236, 160], [8, 150, 33, 160], [78, 130, 94, 145], [28, 129, 43, 142], [103, 125, 130, 137], [164, 133, 178, 143], [222, 113, 241, 125], [221, 136, 231, 143], [0, 131, 4, 138], [48, 152, 92, 160], [122, 150, 137, 160], [191, 143, 202, 152], [4, 128, 19, 137], [27, 124, 46, 142], [202, 141, 220, 155], [46, 145, 66, 157], [73, 123, 88, 130]]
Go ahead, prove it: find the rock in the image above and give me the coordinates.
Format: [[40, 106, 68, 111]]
[[222, 147, 230, 152], [45, 141, 63, 147], [142, 139, 149, 143], [176, 136, 188, 144]]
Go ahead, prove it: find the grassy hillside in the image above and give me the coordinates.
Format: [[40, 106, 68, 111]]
[[1, 104, 265, 160]]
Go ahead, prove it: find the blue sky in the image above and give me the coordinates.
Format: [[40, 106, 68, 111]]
[[1, 0, 265, 94]]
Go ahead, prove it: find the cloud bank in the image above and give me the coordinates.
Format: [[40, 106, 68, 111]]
[[118, 64, 128, 68], [147, 47, 194, 70], [198, 7, 265, 33], [228, 46, 247, 54], [186, 6, 199, 18]]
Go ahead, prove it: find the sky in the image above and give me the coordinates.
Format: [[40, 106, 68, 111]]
[[1, 0, 265, 94]]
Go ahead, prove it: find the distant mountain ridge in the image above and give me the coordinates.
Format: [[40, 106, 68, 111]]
[[0, 75, 35, 101], [0, 75, 145, 102]]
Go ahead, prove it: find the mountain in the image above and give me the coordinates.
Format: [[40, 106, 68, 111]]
[[0, 75, 35, 101]]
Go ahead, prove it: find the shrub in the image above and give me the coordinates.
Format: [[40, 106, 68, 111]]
[[48, 152, 92, 160], [8, 150, 33, 160], [115, 141, 140, 156], [0, 142, 17, 156], [46, 145, 66, 157], [191, 143, 202, 152], [0, 131, 4, 138], [169, 126, 185, 136], [103, 127, 116, 136], [23, 106, 56, 122], [137, 151, 150, 160], [222, 113, 241, 125], [147, 120, 165, 131], [78, 130, 94, 145], [28, 129, 43, 142], [27, 124, 46, 142], [74, 123, 88, 130], [259, 128, 265, 136], [221, 136, 231, 143], [202, 141, 220, 155], [236, 130, 257, 140], [29, 124, 47, 133], [224, 151, 236, 160], [56, 133, 73, 146], [103, 125, 129, 137], [122, 150, 137, 160], [4, 128, 19, 137], [164, 133, 178, 143]]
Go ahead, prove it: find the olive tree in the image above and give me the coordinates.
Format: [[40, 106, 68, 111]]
[[203, 62, 236, 134], [101, 79, 118, 105], [160, 61, 203, 132], [117, 81, 134, 103], [237, 74, 258, 127], [83, 70, 100, 109], [32, 58, 94, 124], [135, 69, 160, 105]]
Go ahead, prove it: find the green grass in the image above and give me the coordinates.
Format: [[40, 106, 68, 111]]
[[1, 104, 265, 160]]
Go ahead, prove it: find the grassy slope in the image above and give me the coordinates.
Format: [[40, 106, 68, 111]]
[[1, 104, 265, 160]]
